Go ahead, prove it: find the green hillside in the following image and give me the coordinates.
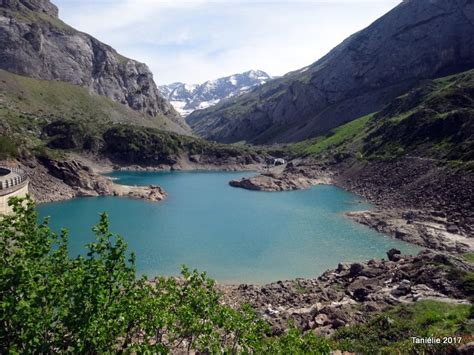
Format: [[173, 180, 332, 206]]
[[0, 69, 183, 132], [0, 70, 260, 163], [0, 69, 179, 156], [290, 69, 474, 165]]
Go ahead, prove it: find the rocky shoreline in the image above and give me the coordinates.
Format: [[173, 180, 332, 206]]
[[2, 153, 265, 205], [228, 157, 474, 254], [218, 249, 473, 337], [7, 152, 473, 254], [4, 157, 166, 204], [229, 161, 333, 191], [346, 210, 474, 254]]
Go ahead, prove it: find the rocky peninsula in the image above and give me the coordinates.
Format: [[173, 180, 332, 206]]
[[229, 160, 333, 191], [16, 157, 166, 204], [228, 157, 474, 254]]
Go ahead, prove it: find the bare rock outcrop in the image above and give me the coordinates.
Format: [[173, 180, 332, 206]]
[[0, 0, 187, 130], [188, 0, 474, 144], [1, 0, 58, 17], [220, 250, 474, 336], [30, 157, 166, 203], [229, 161, 333, 191]]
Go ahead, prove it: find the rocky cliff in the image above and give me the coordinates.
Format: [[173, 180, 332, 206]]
[[0, 0, 188, 130], [188, 0, 474, 143]]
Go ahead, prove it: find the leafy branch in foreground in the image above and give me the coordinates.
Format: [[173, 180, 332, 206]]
[[0, 197, 331, 354]]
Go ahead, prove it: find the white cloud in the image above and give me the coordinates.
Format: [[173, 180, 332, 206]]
[[55, 0, 401, 84]]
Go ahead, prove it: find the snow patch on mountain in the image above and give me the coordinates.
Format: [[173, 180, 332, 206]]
[[159, 70, 272, 116]]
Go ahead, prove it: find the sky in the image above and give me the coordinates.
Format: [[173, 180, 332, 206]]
[[54, 0, 401, 85]]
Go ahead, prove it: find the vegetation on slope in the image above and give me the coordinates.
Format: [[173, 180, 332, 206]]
[[464, 253, 474, 264], [102, 125, 264, 165], [188, 0, 474, 144], [289, 69, 474, 165], [0, 70, 261, 165], [0, 69, 180, 133], [290, 114, 372, 156], [0, 136, 18, 160], [0, 69, 176, 158], [334, 301, 473, 353]]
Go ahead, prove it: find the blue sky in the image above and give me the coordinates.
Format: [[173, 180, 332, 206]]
[[54, 0, 401, 84]]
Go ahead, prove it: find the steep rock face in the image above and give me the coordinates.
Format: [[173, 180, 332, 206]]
[[159, 70, 272, 116], [1, 0, 58, 16], [188, 0, 474, 143], [0, 0, 187, 130]]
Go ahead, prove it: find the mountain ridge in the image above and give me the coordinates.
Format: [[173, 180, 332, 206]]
[[187, 0, 474, 144], [159, 70, 271, 116], [0, 0, 189, 132]]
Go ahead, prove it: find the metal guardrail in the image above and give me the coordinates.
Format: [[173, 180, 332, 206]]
[[0, 167, 29, 191]]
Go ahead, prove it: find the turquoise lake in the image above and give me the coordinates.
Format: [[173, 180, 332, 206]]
[[37, 171, 420, 284]]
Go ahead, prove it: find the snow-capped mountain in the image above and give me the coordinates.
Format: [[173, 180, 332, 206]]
[[159, 70, 272, 116]]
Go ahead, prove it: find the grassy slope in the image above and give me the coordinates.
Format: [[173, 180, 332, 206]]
[[0, 69, 178, 156], [0, 70, 260, 163], [101, 125, 262, 166], [290, 114, 372, 156], [289, 72, 474, 351], [1, 4, 188, 133], [0, 69, 180, 131], [464, 253, 474, 264], [288, 69, 474, 165], [333, 300, 473, 353]]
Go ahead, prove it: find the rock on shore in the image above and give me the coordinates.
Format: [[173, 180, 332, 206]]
[[334, 157, 474, 252], [229, 156, 474, 253], [346, 210, 474, 253], [15, 157, 166, 204], [229, 160, 333, 192], [219, 250, 473, 336]]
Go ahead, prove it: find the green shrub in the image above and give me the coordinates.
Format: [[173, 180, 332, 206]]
[[263, 327, 331, 354], [0, 136, 18, 159], [333, 301, 473, 353], [0, 197, 332, 353]]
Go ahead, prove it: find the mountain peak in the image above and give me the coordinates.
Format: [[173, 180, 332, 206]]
[[246, 69, 270, 79], [159, 70, 272, 116], [187, 0, 474, 144]]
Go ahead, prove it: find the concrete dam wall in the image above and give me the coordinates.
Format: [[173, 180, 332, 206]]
[[0, 167, 29, 215]]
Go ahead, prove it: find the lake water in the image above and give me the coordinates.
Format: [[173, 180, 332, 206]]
[[37, 171, 420, 284]]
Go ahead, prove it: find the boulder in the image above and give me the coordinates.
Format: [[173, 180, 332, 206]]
[[349, 263, 364, 277], [387, 249, 402, 262], [391, 279, 411, 296], [447, 224, 459, 233], [314, 313, 329, 326], [337, 263, 349, 273], [353, 288, 370, 302], [331, 319, 346, 329], [457, 342, 474, 355]]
